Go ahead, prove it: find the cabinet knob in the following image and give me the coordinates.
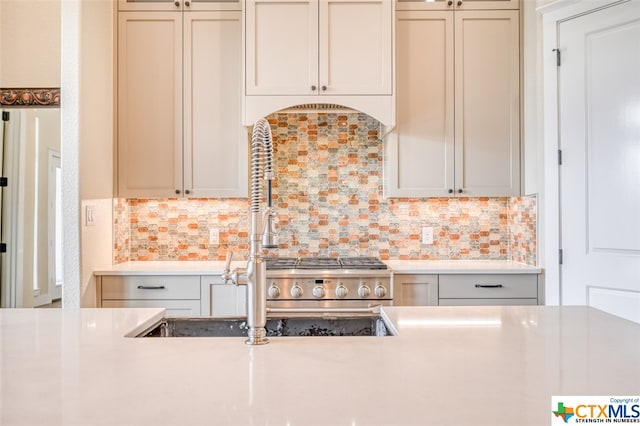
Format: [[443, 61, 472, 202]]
[[311, 85, 317, 91], [174, 1, 180, 6], [175, 189, 181, 195], [457, 0, 462, 5], [448, 189, 453, 194], [185, 0, 190, 6], [321, 85, 327, 91], [185, 189, 191, 195], [447, 0, 453, 5], [457, 189, 463, 194]]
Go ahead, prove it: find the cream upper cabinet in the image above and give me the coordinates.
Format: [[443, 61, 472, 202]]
[[117, 11, 247, 198], [245, 0, 392, 96], [396, 0, 519, 11], [386, 9, 519, 197], [118, 12, 183, 198], [118, 0, 241, 12]]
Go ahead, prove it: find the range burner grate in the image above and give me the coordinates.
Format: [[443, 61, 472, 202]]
[[265, 257, 387, 270]]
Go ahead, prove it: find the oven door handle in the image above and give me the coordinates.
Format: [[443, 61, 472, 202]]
[[266, 305, 382, 315]]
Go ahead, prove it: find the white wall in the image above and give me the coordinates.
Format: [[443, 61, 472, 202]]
[[0, 0, 61, 87], [61, 0, 115, 308]]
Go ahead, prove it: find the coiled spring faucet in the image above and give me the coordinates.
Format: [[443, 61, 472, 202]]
[[222, 118, 277, 345]]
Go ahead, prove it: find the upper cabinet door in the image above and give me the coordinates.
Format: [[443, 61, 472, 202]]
[[118, 12, 183, 198], [183, 12, 248, 197], [386, 11, 454, 197], [319, 0, 393, 95], [454, 10, 520, 197], [118, 0, 241, 11], [245, 0, 319, 95], [396, 0, 519, 11]]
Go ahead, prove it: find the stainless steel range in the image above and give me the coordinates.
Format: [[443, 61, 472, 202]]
[[264, 257, 393, 312]]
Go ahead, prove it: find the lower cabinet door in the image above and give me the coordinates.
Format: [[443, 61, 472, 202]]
[[102, 300, 201, 317], [393, 274, 438, 306]]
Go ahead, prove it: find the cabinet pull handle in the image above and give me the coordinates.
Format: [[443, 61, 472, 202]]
[[474, 284, 503, 288], [137, 285, 166, 290]]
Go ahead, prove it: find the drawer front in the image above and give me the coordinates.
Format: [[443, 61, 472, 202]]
[[101, 276, 201, 300], [439, 298, 538, 306], [439, 274, 537, 299], [102, 300, 201, 317]]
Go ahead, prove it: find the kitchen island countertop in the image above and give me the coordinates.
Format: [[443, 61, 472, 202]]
[[1, 305, 637, 426]]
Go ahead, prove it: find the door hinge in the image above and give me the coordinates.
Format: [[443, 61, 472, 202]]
[[2, 111, 9, 121], [0, 243, 6, 253], [558, 149, 563, 165], [552, 48, 561, 66], [559, 249, 563, 265]]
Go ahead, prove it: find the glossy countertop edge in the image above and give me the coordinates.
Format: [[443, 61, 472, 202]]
[[94, 260, 541, 275]]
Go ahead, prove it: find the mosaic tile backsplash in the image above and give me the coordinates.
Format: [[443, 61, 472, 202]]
[[113, 113, 537, 265]]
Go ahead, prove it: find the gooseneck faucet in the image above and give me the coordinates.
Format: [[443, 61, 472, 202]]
[[222, 118, 277, 345]]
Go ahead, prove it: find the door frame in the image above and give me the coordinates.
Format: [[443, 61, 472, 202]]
[[539, 0, 630, 306]]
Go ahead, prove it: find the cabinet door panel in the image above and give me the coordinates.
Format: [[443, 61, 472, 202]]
[[210, 284, 247, 316], [184, 12, 247, 197], [387, 12, 454, 197], [439, 274, 538, 299], [393, 274, 439, 306], [454, 10, 520, 196], [320, 0, 392, 95], [245, 0, 318, 95], [101, 275, 201, 300], [118, 12, 183, 197]]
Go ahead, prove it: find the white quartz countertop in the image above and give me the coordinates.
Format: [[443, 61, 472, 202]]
[[94, 260, 541, 275], [1, 306, 637, 426]]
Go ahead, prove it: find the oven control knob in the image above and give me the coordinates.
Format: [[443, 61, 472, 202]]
[[268, 284, 280, 299], [374, 285, 387, 298], [335, 285, 348, 299], [290, 285, 303, 298], [312, 286, 325, 299], [358, 285, 371, 299]]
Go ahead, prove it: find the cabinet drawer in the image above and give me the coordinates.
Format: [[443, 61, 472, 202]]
[[439, 298, 538, 306], [439, 274, 537, 299], [102, 300, 201, 317], [101, 276, 201, 300]]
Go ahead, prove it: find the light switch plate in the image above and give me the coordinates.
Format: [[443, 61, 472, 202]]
[[209, 228, 219, 245], [421, 227, 433, 245], [85, 205, 96, 227]]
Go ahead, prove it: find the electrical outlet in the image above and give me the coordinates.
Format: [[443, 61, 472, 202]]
[[209, 228, 220, 245], [421, 227, 433, 245]]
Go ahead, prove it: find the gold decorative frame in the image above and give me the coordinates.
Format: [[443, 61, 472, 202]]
[[0, 88, 60, 107]]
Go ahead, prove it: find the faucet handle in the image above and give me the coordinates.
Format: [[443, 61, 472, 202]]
[[222, 251, 233, 283]]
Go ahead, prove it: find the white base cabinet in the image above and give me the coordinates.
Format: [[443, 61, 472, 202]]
[[393, 273, 542, 306], [202, 275, 247, 317], [393, 274, 439, 306], [97, 275, 203, 317]]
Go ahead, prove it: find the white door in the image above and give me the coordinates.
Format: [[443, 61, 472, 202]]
[[559, 0, 640, 323]]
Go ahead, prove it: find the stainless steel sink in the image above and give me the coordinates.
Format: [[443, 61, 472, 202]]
[[137, 315, 392, 338]]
